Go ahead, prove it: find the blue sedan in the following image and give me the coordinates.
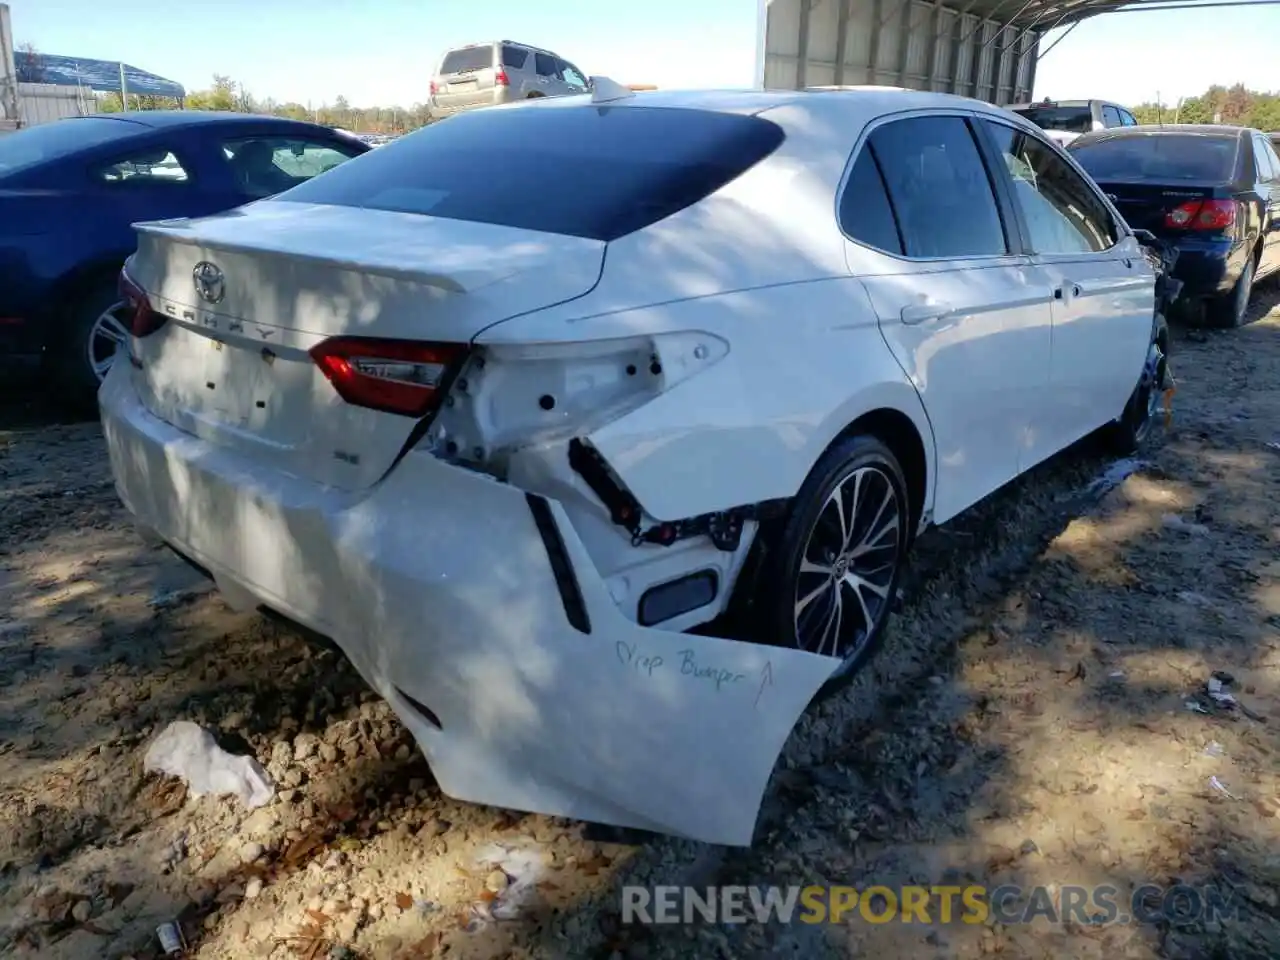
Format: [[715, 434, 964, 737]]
[[0, 111, 370, 404]]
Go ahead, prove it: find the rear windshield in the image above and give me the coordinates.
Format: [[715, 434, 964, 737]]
[[439, 46, 494, 75], [0, 117, 133, 177], [1011, 106, 1093, 134], [1069, 134, 1239, 182], [273, 106, 787, 241]]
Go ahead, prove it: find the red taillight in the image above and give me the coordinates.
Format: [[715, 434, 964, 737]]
[[429, 80, 438, 95], [1164, 199, 1236, 231], [495, 70, 509, 87], [310, 337, 467, 418], [118, 267, 167, 337]]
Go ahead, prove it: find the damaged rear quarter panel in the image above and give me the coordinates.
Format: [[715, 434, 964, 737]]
[[101, 368, 842, 846], [479, 280, 937, 522]]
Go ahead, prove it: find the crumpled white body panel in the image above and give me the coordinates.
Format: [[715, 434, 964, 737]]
[[101, 365, 840, 846]]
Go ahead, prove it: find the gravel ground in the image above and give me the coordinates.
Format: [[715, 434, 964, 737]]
[[1, 289, 1278, 960]]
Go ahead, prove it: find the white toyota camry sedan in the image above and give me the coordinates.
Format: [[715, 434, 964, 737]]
[[101, 84, 1170, 847]]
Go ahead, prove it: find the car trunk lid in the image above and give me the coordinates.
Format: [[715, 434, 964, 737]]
[[125, 200, 605, 491]]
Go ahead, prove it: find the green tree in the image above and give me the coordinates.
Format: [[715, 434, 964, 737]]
[[187, 74, 238, 111], [119, 71, 437, 134], [1129, 84, 1280, 131]]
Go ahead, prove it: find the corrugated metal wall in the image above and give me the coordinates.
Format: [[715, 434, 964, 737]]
[[762, 0, 1038, 105], [17, 81, 92, 125]]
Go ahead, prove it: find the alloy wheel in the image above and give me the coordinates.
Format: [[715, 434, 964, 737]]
[[1232, 260, 1254, 326], [793, 465, 902, 660], [1131, 339, 1167, 447], [87, 301, 132, 383]]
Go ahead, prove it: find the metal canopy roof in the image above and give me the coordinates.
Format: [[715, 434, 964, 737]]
[[759, 0, 1280, 107], [936, 0, 1280, 34], [945, 0, 1147, 31], [15, 53, 185, 99]]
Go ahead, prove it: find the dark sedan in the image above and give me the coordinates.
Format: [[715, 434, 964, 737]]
[[0, 111, 370, 404], [1068, 124, 1280, 327]]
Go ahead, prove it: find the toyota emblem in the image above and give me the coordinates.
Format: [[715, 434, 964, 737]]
[[192, 261, 225, 304]]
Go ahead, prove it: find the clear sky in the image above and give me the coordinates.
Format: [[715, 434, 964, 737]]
[[10, 0, 1280, 110]]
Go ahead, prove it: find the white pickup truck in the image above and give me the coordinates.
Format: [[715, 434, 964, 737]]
[[1006, 98, 1140, 146]]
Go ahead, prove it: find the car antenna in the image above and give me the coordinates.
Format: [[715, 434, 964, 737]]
[[589, 76, 635, 105]]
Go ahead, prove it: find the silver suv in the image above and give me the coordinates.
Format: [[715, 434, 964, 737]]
[[428, 41, 590, 120]]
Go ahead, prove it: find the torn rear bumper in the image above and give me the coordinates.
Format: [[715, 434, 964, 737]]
[[99, 363, 840, 846]]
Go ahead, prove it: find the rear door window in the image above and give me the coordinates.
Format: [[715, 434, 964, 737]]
[[272, 105, 786, 241], [501, 45, 529, 69], [1119, 109, 1138, 126], [440, 46, 493, 75], [838, 148, 902, 255], [1070, 134, 1241, 182], [1251, 135, 1277, 181], [866, 115, 1008, 259], [1264, 139, 1280, 178], [981, 119, 1118, 254], [95, 148, 190, 184], [1101, 106, 1123, 128], [534, 53, 560, 78]]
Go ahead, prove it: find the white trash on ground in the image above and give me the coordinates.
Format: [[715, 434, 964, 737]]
[[143, 720, 275, 809], [472, 843, 550, 922], [1085, 457, 1147, 498]]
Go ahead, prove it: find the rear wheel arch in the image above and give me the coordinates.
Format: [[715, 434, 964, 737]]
[[739, 416, 923, 698], [803, 383, 936, 540], [723, 401, 931, 631], [828, 408, 929, 540], [721, 394, 931, 660]]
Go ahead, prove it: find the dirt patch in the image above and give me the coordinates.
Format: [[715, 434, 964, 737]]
[[1, 289, 1278, 960]]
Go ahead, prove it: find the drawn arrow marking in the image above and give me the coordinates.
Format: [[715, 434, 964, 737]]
[[754, 661, 774, 709]]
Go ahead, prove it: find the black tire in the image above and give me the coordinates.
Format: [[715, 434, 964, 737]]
[[758, 435, 911, 700], [1206, 255, 1255, 328], [55, 277, 129, 411], [1104, 313, 1170, 455]]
